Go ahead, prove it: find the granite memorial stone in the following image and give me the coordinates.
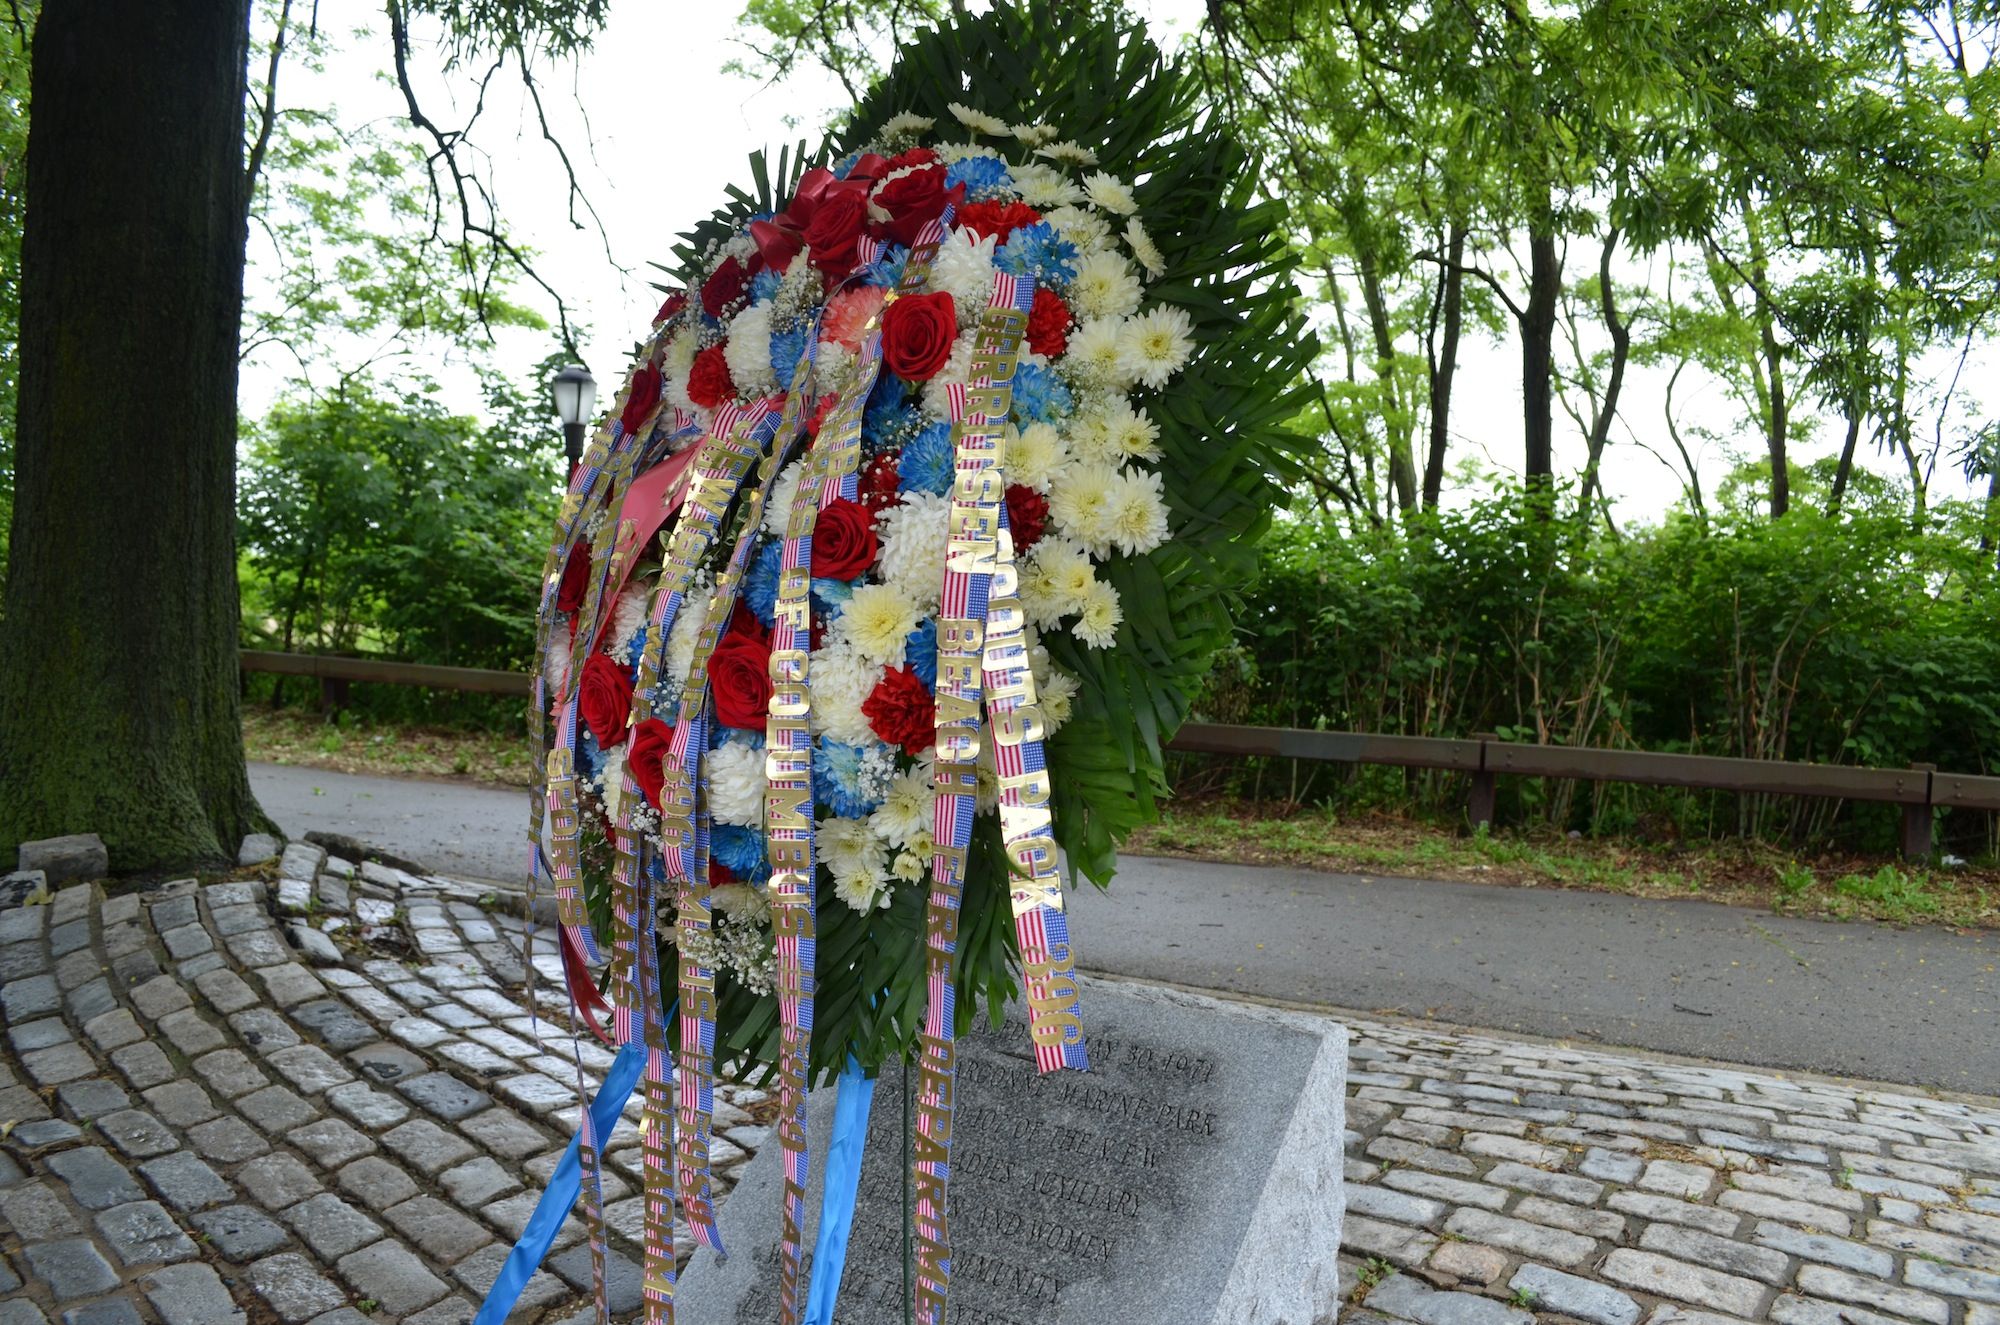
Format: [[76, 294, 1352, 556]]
[[676, 979, 1347, 1325]]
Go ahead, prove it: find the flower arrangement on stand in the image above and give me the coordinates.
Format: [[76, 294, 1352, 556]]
[[516, 6, 1310, 1323]]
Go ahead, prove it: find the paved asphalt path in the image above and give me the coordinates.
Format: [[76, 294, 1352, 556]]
[[251, 761, 1999, 1095]]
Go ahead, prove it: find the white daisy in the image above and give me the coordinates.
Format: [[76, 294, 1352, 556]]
[[1073, 578, 1124, 649], [1011, 121, 1059, 146], [936, 141, 1001, 163], [1036, 140, 1099, 168], [1041, 666, 1080, 732], [1102, 397, 1162, 462], [1082, 171, 1139, 216], [1123, 216, 1166, 278], [947, 102, 1010, 135], [1119, 305, 1196, 390], [1009, 162, 1085, 209], [1106, 466, 1172, 556], [877, 111, 935, 143]]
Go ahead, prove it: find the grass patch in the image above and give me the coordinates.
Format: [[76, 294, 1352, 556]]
[[1128, 801, 1998, 929], [243, 707, 535, 788]]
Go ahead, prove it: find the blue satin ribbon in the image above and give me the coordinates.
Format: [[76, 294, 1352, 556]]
[[474, 1040, 647, 1325], [804, 1056, 876, 1325]]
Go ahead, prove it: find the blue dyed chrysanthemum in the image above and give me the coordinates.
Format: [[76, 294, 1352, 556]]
[[577, 727, 604, 777], [1011, 362, 1073, 425], [770, 321, 811, 390], [717, 726, 765, 751], [863, 374, 911, 445], [744, 540, 782, 627], [750, 268, 783, 303], [995, 222, 1078, 284], [946, 156, 1012, 195], [903, 620, 938, 691], [832, 151, 862, 180], [811, 578, 853, 620], [813, 740, 886, 818], [711, 824, 770, 882], [622, 625, 650, 668], [862, 244, 910, 289], [897, 422, 955, 496]]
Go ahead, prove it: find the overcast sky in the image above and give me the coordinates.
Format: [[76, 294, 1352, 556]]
[[241, 2, 1989, 523]]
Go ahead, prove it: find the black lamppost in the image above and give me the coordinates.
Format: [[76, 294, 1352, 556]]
[[550, 363, 597, 481]]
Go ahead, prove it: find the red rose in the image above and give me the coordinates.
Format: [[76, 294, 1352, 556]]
[[654, 291, 687, 324], [812, 498, 879, 581], [727, 599, 770, 646], [621, 363, 662, 436], [886, 147, 939, 171], [556, 543, 591, 615], [881, 291, 957, 383], [957, 198, 1042, 244], [578, 654, 634, 748], [804, 184, 871, 275], [863, 667, 936, 756], [871, 164, 964, 247], [628, 718, 677, 809], [1004, 484, 1050, 553], [688, 345, 736, 409], [844, 152, 892, 183], [1026, 287, 1074, 358], [858, 451, 903, 514], [701, 256, 751, 318], [710, 631, 773, 731]]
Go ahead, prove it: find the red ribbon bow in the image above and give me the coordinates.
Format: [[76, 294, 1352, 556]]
[[747, 155, 893, 272]]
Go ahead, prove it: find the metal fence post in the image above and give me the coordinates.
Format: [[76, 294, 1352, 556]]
[[1468, 733, 1497, 830], [1902, 762, 1936, 863]]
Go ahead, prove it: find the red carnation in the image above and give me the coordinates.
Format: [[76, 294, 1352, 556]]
[[858, 451, 903, 514], [628, 718, 677, 810], [701, 256, 751, 318], [710, 630, 773, 731], [804, 184, 872, 276], [709, 859, 737, 887], [620, 363, 662, 436], [687, 344, 736, 409], [1026, 287, 1074, 358], [871, 164, 964, 247], [556, 543, 591, 615], [881, 291, 957, 383], [863, 667, 936, 756], [812, 498, 879, 580], [957, 198, 1042, 244], [578, 654, 634, 749], [1005, 484, 1050, 554]]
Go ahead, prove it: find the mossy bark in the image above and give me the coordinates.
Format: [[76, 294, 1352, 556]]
[[0, 0, 269, 872]]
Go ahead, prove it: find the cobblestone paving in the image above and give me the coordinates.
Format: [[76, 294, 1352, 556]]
[[1335, 1024, 2000, 1325], [3, 843, 1997, 1324], [0, 844, 772, 1324]]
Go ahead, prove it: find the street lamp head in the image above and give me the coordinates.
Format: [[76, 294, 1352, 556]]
[[551, 363, 597, 429]]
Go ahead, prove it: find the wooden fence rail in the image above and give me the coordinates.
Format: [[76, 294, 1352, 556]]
[[243, 650, 1997, 860]]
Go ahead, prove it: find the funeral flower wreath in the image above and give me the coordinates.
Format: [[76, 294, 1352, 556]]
[[521, 6, 1309, 1321]]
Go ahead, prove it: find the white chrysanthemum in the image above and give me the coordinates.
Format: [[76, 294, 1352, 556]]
[[1009, 162, 1085, 209], [706, 739, 764, 827], [599, 745, 628, 823], [808, 640, 883, 746], [875, 490, 951, 611], [933, 229, 998, 327], [1011, 121, 1058, 145], [948, 102, 1009, 135], [1027, 538, 1096, 625], [919, 330, 979, 418], [1123, 216, 1166, 278], [1107, 466, 1171, 556], [839, 582, 922, 667], [712, 883, 771, 924], [1048, 462, 1122, 554], [891, 850, 926, 883], [869, 762, 933, 849], [1067, 250, 1143, 321], [604, 586, 650, 658], [834, 871, 888, 914], [1009, 421, 1068, 492], [1101, 397, 1162, 462], [1073, 578, 1124, 649], [1037, 140, 1098, 168], [663, 327, 701, 411], [1063, 318, 1138, 391], [813, 341, 854, 396], [821, 816, 891, 911], [1043, 205, 1112, 254], [973, 726, 1000, 815], [877, 111, 935, 143], [1119, 305, 1196, 390], [764, 462, 807, 538], [936, 140, 1001, 163], [1082, 171, 1139, 216], [663, 581, 713, 688], [1041, 666, 1080, 732], [724, 301, 778, 397]]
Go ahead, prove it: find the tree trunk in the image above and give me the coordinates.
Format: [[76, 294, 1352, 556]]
[[1575, 229, 1630, 527], [1827, 405, 1863, 514], [1741, 200, 1789, 517], [1521, 223, 1561, 503], [0, 0, 267, 871], [1357, 252, 1416, 514], [1423, 223, 1465, 510]]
